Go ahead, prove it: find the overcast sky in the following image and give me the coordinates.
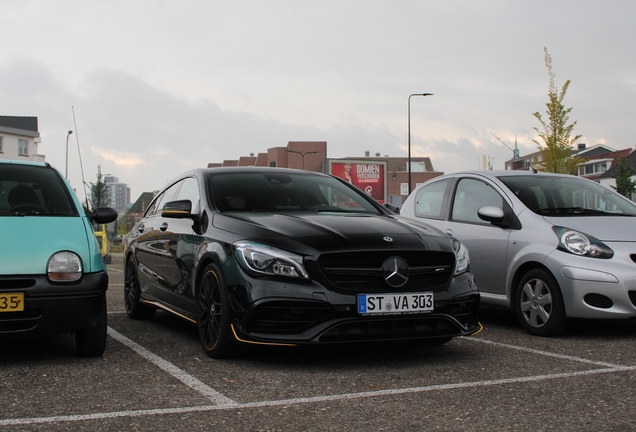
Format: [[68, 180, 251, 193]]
[[2, 1, 635, 202]]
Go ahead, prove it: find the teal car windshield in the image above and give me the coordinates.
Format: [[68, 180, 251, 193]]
[[0, 164, 78, 216], [498, 175, 636, 217]]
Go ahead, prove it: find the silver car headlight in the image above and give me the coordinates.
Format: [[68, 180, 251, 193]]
[[234, 241, 309, 279], [451, 237, 470, 276], [48, 251, 83, 282], [553, 226, 614, 259]]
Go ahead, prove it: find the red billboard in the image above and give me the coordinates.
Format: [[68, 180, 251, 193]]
[[329, 160, 387, 203]]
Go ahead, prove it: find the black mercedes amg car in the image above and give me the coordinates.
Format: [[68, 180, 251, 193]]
[[124, 167, 480, 358]]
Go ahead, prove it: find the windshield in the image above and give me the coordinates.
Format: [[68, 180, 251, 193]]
[[498, 175, 636, 216], [208, 172, 381, 214], [0, 164, 78, 217]]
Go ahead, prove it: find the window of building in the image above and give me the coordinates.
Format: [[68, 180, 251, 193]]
[[18, 139, 28, 156], [400, 183, 409, 196], [0, 136, 3, 152]]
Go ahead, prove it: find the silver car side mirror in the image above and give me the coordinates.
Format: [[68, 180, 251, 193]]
[[477, 206, 505, 224]]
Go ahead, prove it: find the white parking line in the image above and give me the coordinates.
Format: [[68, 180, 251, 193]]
[[459, 336, 628, 369], [2, 365, 634, 427], [2, 333, 634, 427], [106, 327, 237, 407]]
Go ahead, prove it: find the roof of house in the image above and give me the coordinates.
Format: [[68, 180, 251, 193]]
[[129, 192, 155, 213], [0, 116, 38, 132], [600, 149, 636, 179]]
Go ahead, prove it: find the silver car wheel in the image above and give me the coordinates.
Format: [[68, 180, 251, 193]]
[[515, 268, 568, 337], [519, 278, 552, 328]]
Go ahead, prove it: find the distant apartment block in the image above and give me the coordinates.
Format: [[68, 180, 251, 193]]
[[104, 175, 131, 212]]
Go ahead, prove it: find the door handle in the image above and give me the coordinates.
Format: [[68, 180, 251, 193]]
[[160, 222, 168, 231], [445, 229, 453, 236]]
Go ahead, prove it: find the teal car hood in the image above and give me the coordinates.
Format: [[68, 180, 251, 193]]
[[0, 216, 102, 275]]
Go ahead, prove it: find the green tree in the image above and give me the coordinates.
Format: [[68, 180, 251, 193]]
[[89, 165, 111, 210], [532, 47, 583, 174], [610, 157, 636, 199], [116, 209, 134, 235]]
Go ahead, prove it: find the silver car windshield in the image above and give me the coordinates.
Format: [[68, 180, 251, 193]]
[[208, 172, 381, 214], [498, 175, 636, 216]]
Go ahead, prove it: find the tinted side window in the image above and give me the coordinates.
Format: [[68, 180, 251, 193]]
[[148, 181, 183, 217], [175, 177, 200, 213], [414, 179, 449, 219], [451, 178, 503, 223]]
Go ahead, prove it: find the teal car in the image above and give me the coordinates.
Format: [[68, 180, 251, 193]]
[[0, 160, 117, 356]]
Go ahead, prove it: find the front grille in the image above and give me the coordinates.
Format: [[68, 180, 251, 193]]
[[584, 293, 613, 309], [628, 291, 636, 307], [247, 300, 334, 334], [317, 250, 454, 293], [0, 278, 36, 290]]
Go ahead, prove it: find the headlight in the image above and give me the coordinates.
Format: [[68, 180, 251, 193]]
[[451, 237, 470, 276], [48, 251, 83, 282], [553, 227, 613, 259], [234, 241, 309, 279]]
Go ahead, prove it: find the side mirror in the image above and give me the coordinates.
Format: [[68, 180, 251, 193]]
[[162, 200, 195, 219], [384, 202, 400, 214], [478, 206, 505, 224], [88, 207, 118, 224]]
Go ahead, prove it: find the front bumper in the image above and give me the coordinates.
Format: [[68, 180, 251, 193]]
[[0, 271, 108, 337], [226, 269, 480, 346], [545, 243, 636, 319]]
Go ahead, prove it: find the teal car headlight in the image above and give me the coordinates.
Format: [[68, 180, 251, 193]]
[[451, 237, 470, 276], [553, 226, 614, 259], [47, 251, 83, 282], [234, 241, 309, 279]]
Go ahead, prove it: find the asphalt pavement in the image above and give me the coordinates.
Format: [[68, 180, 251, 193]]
[[1, 253, 635, 431]]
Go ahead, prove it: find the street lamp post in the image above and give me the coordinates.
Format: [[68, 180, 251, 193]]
[[408, 93, 433, 194], [65, 130, 73, 180], [287, 149, 320, 170]]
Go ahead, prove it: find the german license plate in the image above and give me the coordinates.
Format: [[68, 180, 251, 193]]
[[358, 292, 433, 315], [0, 293, 24, 312]]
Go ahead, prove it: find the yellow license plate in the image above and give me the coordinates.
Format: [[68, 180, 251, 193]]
[[0, 293, 24, 312]]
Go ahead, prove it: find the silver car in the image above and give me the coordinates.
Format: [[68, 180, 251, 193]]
[[400, 170, 636, 336]]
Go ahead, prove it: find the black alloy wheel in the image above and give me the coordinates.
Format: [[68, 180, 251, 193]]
[[196, 263, 238, 359], [124, 256, 156, 320], [515, 268, 568, 337]]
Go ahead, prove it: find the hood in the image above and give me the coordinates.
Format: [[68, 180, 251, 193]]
[[0, 216, 96, 275], [543, 215, 636, 242], [212, 212, 451, 254]]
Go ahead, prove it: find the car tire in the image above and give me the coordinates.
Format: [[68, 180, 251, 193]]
[[75, 298, 107, 357], [515, 268, 568, 337], [124, 256, 156, 320], [196, 263, 239, 359]]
